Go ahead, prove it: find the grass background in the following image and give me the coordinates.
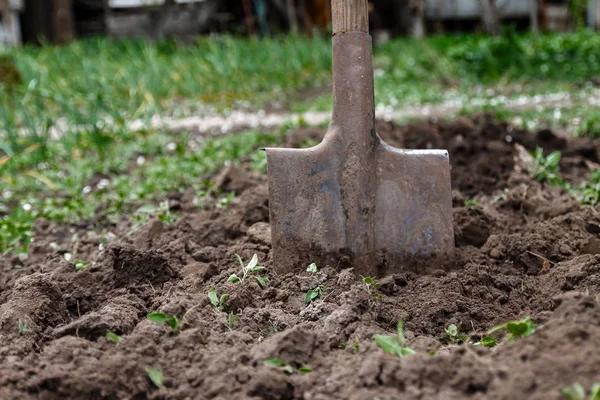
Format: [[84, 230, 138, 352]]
[[1, 28, 600, 257]]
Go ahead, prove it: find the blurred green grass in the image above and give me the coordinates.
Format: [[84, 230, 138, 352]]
[[2, 29, 600, 256]]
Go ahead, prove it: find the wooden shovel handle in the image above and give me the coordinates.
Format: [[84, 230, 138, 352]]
[[331, 0, 369, 34]]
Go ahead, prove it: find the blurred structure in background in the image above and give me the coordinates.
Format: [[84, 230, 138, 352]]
[[0, 0, 23, 46], [1, 0, 599, 46]]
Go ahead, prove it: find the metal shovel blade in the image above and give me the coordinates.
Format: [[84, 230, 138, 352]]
[[266, 32, 454, 276]]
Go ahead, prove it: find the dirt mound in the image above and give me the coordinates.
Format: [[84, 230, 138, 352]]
[[1, 116, 599, 399]]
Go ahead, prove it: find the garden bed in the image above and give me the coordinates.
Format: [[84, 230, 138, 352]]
[[1, 114, 599, 399]]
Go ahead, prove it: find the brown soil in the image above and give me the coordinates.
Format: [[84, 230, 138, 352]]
[[1, 114, 600, 400]]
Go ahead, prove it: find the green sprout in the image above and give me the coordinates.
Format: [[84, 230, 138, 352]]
[[474, 335, 497, 348], [531, 147, 563, 185], [562, 382, 600, 400], [464, 198, 480, 207], [263, 359, 312, 374], [147, 312, 182, 333], [106, 331, 122, 344], [305, 285, 327, 303], [228, 312, 238, 330], [374, 320, 416, 358], [208, 287, 229, 312], [306, 263, 318, 273], [74, 259, 89, 272], [228, 253, 269, 287], [145, 367, 164, 388], [129, 201, 178, 236], [18, 320, 29, 335], [488, 316, 535, 343], [439, 323, 468, 345], [361, 275, 381, 298], [216, 192, 236, 209]]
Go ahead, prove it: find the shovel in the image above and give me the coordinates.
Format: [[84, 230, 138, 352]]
[[266, 0, 454, 276]]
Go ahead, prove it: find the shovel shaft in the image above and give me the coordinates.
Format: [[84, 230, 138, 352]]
[[332, 0, 369, 34]]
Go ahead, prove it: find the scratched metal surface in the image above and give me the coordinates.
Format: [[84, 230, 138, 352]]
[[266, 32, 454, 276]]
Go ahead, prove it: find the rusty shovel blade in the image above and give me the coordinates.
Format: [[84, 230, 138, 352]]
[[266, 32, 454, 276]]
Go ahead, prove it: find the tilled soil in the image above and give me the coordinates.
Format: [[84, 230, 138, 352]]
[[1, 114, 600, 400]]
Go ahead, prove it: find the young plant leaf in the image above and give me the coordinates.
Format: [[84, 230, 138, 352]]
[[228, 274, 241, 283], [106, 332, 122, 343], [263, 358, 288, 367], [306, 263, 318, 273], [561, 382, 586, 400], [228, 312, 238, 330], [480, 336, 497, 348], [246, 253, 259, 271], [147, 312, 167, 324], [145, 367, 164, 388], [254, 275, 269, 287], [373, 335, 399, 355], [396, 320, 407, 345], [234, 253, 245, 269], [298, 366, 312, 373], [305, 289, 319, 303], [166, 316, 180, 332], [208, 287, 219, 307]]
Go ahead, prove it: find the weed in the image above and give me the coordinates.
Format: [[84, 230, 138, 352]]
[[216, 192, 236, 209], [562, 382, 600, 400], [306, 262, 318, 273], [208, 287, 229, 312], [361, 275, 382, 298], [464, 199, 480, 207], [374, 320, 416, 357], [531, 147, 562, 185], [106, 332, 122, 344], [228, 253, 269, 287], [578, 170, 600, 206], [228, 312, 238, 330], [147, 312, 182, 333], [474, 336, 497, 348], [129, 201, 178, 235], [439, 323, 468, 345], [488, 316, 535, 343], [263, 359, 312, 374], [74, 259, 89, 272], [305, 285, 327, 304], [18, 320, 28, 335], [145, 367, 163, 388]]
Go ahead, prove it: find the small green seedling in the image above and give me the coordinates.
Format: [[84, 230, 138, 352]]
[[374, 320, 416, 358], [208, 287, 229, 312], [106, 331, 122, 344], [228, 253, 269, 287], [305, 285, 327, 303], [532, 147, 563, 185], [263, 359, 312, 375], [306, 263, 318, 273], [216, 192, 236, 209], [439, 323, 468, 345], [145, 367, 164, 388], [228, 312, 238, 330], [74, 259, 89, 272], [562, 383, 587, 400], [474, 335, 497, 348], [562, 382, 600, 400], [18, 320, 29, 335], [147, 312, 182, 333], [361, 275, 381, 298], [129, 201, 178, 235], [464, 198, 480, 207], [488, 316, 535, 343]]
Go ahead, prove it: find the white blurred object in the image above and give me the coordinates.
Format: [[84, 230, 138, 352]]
[[0, 0, 23, 47], [425, 0, 529, 19], [109, 0, 204, 7]]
